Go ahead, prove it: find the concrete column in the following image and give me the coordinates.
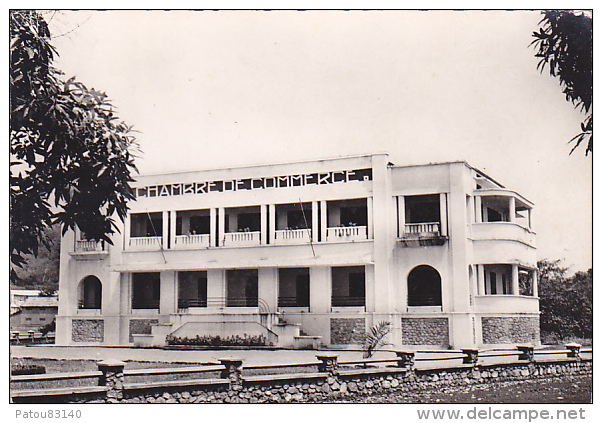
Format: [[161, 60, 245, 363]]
[[218, 207, 225, 247], [162, 211, 169, 249], [475, 196, 482, 223], [531, 269, 538, 297], [311, 201, 319, 243], [397, 195, 405, 237], [207, 269, 225, 307], [512, 264, 520, 295], [123, 213, 131, 250], [439, 193, 448, 237], [258, 267, 278, 314], [260, 204, 267, 245], [477, 264, 486, 296], [210, 207, 217, 247], [169, 210, 177, 249], [160, 271, 177, 315], [528, 208, 534, 231], [268, 204, 276, 244], [320, 200, 328, 242], [97, 360, 125, 402], [120, 273, 131, 315], [509, 196, 516, 223], [367, 196, 374, 239], [309, 266, 331, 313]]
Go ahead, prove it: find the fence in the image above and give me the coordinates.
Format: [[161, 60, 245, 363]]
[[10, 344, 592, 404]]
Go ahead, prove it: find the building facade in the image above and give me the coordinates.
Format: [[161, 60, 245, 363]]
[[56, 153, 540, 348]]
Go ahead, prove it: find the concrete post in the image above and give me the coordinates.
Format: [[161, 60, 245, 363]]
[[219, 358, 243, 389], [218, 207, 225, 247], [477, 264, 485, 296], [512, 264, 520, 295], [169, 210, 176, 249], [309, 266, 331, 313], [268, 204, 276, 244], [320, 200, 327, 242], [474, 195, 482, 223], [367, 196, 374, 239], [260, 204, 267, 245], [397, 195, 405, 237], [531, 269, 538, 297], [210, 207, 217, 247], [316, 353, 338, 375], [311, 201, 319, 243], [97, 360, 125, 402], [162, 211, 169, 249], [566, 343, 581, 359], [123, 213, 131, 250], [394, 350, 415, 370], [439, 193, 448, 237], [509, 196, 516, 223]]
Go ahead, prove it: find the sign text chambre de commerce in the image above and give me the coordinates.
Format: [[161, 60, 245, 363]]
[[134, 168, 373, 198]]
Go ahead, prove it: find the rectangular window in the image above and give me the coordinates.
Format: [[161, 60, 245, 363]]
[[130, 213, 163, 237], [132, 273, 161, 309], [226, 269, 258, 307], [178, 271, 207, 308], [332, 266, 365, 307], [278, 268, 310, 307], [489, 272, 497, 295]]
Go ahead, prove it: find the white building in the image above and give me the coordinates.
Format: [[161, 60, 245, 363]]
[[56, 153, 539, 349]]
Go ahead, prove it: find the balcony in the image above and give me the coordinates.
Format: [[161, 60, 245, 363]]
[[326, 226, 367, 242], [223, 231, 261, 247], [474, 295, 539, 314], [399, 222, 447, 247], [472, 222, 535, 248], [70, 239, 109, 260], [274, 228, 312, 245], [174, 233, 211, 249]]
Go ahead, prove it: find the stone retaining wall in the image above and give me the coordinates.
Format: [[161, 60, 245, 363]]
[[128, 319, 159, 343], [481, 316, 540, 344], [330, 318, 366, 345], [402, 317, 449, 346], [71, 319, 104, 342]]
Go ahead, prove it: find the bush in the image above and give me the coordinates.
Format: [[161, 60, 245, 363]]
[[11, 364, 46, 376], [166, 333, 271, 347]]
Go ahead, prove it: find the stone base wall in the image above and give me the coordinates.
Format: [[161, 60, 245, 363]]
[[72, 319, 104, 342], [481, 316, 540, 344], [128, 319, 159, 343], [402, 318, 449, 346], [330, 318, 366, 345]]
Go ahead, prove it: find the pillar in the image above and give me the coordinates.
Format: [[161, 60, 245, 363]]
[[97, 360, 125, 402], [475, 196, 482, 223], [258, 267, 278, 314], [512, 264, 520, 295], [260, 204, 267, 245], [123, 213, 131, 250], [439, 193, 448, 236], [531, 269, 538, 297], [268, 204, 276, 244], [162, 211, 169, 249], [367, 196, 374, 239], [509, 196, 516, 223], [316, 353, 338, 374], [309, 266, 331, 313], [207, 269, 225, 307], [320, 200, 327, 242], [160, 271, 177, 315], [210, 207, 217, 247], [477, 264, 485, 296], [169, 210, 177, 249], [528, 208, 534, 231], [218, 207, 225, 247], [311, 201, 319, 243], [397, 195, 405, 237], [219, 358, 243, 388]]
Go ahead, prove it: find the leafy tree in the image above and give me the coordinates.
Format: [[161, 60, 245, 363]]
[[11, 226, 60, 291], [10, 10, 139, 274], [538, 260, 592, 340], [531, 10, 592, 155]]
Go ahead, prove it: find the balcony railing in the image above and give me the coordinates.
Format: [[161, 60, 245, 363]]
[[407, 294, 442, 307], [274, 229, 312, 245], [331, 296, 365, 307], [178, 298, 207, 309], [223, 231, 261, 247], [129, 236, 163, 250], [404, 222, 440, 235], [226, 296, 259, 307], [326, 226, 367, 242], [174, 234, 210, 249], [75, 240, 106, 252]]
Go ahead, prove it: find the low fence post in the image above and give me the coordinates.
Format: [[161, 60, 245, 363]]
[[394, 350, 415, 371], [462, 348, 479, 366], [517, 345, 535, 363], [565, 343, 582, 360], [219, 358, 243, 390], [97, 360, 125, 402], [316, 353, 338, 376]]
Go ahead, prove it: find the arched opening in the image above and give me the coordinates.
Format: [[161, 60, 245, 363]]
[[407, 265, 442, 306], [79, 276, 102, 309]]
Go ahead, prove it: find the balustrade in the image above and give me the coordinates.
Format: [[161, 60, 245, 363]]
[[326, 226, 367, 242]]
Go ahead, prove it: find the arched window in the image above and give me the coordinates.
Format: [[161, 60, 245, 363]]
[[79, 276, 102, 309], [407, 265, 442, 306]]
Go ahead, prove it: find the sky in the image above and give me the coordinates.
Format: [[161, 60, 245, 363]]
[[45, 9, 593, 273]]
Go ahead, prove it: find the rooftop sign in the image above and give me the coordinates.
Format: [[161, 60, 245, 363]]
[[135, 168, 373, 198]]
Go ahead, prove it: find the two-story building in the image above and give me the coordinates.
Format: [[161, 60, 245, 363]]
[[56, 153, 540, 349]]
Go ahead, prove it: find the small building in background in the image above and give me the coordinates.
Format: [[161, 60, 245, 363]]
[[10, 293, 58, 335]]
